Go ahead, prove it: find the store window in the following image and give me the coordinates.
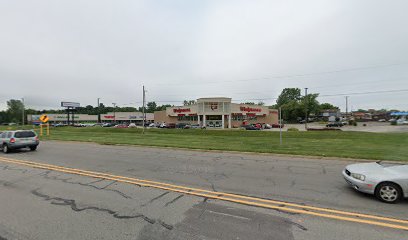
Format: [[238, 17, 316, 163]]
[[177, 115, 198, 121], [232, 115, 257, 121]]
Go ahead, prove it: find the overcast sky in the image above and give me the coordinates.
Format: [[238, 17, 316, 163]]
[[1, 0, 407, 111]]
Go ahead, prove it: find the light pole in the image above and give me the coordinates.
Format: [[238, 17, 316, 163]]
[[112, 103, 117, 123], [279, 107, 282, 145], [21, 98, 25, 126], [142, 85, 146, 134], [304, 88, 308, 130], [97, 98, 101, 123], [345, 96, 349, 121]]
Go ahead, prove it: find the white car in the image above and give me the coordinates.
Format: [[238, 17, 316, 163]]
[[343, 162, 408, 203], [128, 123, 137, 128]]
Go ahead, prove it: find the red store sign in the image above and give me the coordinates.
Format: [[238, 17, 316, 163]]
[[173, 108, 191, 113], [240, 107, 262, 112]]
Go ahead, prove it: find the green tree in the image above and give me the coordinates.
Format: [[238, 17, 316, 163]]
[[6, 99, 24, 123], [146, 102, 157, 113], [0, 111, 9, 123], [280, 101, 303, 122], [155, 104, 172, 111], [276, 88, 301, 107], [320, 103, 339, 110], [300, 93, 320, 117]]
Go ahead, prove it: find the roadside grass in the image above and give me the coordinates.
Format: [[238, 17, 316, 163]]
[[1, 126, 407, 161]]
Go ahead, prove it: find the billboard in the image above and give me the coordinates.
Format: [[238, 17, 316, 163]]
[[61, 102, 80, 108]]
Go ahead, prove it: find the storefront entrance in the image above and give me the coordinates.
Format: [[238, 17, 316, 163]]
[[206, 115, 222, 128], [204, 115, 223, 128]]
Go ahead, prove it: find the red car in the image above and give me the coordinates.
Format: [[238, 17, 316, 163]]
[[272, 123, 284, 128]]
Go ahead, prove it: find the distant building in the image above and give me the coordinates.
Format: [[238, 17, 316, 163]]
[[352, 112, 372, 120], [27, 112, 154, 124], [154, 97, 278, 129], [321, 109, 341, 121]]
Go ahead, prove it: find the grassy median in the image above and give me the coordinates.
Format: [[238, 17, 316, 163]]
[[1, 126, 405, 161]]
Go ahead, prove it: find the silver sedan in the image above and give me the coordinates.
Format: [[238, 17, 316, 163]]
[[343, 162, 408, 203]]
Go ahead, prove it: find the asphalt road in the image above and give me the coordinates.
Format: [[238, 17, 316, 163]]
[[0, 141, 407, 240]]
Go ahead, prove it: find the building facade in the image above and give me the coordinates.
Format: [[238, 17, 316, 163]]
[[28, 112, 154, 124], [154, 97, 278, 128]]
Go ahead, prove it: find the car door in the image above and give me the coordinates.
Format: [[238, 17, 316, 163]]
[[392, 165, 408, 198]]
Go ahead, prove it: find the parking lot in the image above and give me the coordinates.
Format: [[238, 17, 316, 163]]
[[266, 122, 408, 133]]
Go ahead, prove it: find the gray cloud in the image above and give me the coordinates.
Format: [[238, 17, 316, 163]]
[[1, 0, 407, 111]]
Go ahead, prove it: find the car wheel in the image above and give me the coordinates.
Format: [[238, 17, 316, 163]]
[[2, 144, 9, 154], [375, 182, 402, 204], [29, 146, 37, 151]]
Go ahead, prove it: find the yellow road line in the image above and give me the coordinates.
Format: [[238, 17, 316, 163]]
[[1, 156, 406, 225], [0, 156, 407, 231]]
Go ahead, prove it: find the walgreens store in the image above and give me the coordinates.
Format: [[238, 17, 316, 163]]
[[154, 97, 278, 128]]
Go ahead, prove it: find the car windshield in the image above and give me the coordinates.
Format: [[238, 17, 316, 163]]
[[14, 131, 36, 138], [376, 161, 406, 167]]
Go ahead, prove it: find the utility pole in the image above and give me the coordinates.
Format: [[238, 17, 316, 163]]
[[304, 88, 308, 130], [142, 85, 146, 134], [112, 103, 117, 124], [97, 98, 101, 123], [345, 96, 349, 120], [21, 98, 25, 126], [279, 107, 282, 145]]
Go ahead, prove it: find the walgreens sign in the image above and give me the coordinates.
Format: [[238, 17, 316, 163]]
[[173, 108, 191, 113], [240, 107, 262, 112]]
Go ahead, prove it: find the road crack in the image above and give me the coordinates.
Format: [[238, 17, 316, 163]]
[[164, 195, 184, 207], [40, 171, 131, 199], [141, 192, 170, 206], [31, 189, 173, 230]]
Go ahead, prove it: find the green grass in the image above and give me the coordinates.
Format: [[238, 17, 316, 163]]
[[1, 126, 407, 161]]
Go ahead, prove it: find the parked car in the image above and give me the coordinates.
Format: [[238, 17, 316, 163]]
[[167, 123, 176, 129], [378, 119, 386, 122], [128, 123, 137, 128], [0, 130, 40, 153], [148, 123, 156, 128], [190, 124, 202, 129], [326, 122, 343, 127], [343, 162, 408, 203], [114, 124, 128, 128], [271, 123, 284, 128], [159, 123, 167, 128], [176, 123, 190, 129], [242, 125, 261, 130], [102, 123, 115, 127]]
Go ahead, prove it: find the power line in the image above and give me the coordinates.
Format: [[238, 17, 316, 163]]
[[113, 88, 408, 106], [154, 62, 408, 86], [318, 89, 408, 98]]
